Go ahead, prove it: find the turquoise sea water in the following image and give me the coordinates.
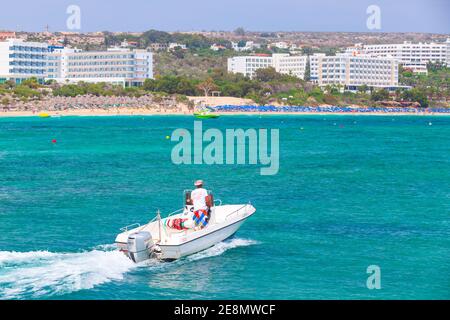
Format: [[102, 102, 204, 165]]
[[0, 115, 449, 300]]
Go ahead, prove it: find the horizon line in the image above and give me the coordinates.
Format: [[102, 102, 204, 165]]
[[2, 29, 450, 36]]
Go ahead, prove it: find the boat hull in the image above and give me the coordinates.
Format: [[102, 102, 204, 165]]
[[115, 204, 255, 262], [194, 113, 219, 119], [159, 218, 245, 260]]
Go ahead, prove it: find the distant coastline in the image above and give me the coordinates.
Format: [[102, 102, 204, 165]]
[[1, 108, 449, 118], [1, 93, 448, 118]]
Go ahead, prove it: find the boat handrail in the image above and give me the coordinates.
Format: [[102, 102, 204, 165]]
[[167, 207, 184, 217], [121, 202, 246, 232], [119, 214, 159, 232], [119, 222, 141, 232], [226, 204, 248, 218], [149, 215, 159, 224]]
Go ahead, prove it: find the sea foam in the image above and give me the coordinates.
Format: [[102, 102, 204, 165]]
[[0, 238, 258, 299], [0, 246, 135, 299], [187, 238, 259, 261]]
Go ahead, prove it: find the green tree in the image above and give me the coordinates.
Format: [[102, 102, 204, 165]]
[[427, 61, 446, 72], [171, 47, 185, 59], [371, 89, 390, 101], [254, 67, 281, 82], [302, 47, 314, 55], [358, 85, 369, 94], [21, 77, 40, 89], [176, 78, 197, 95], [142, 29, 172, 44], [13, 85, 41, 98], [234, 27, 245, 36], [309, 87, 324, 103], [304, 58, 311, 81], [4, 80, 15, 89], [143, 78, 156, 91], [402, 88, 429, 108], [52, 84, 86, 97]]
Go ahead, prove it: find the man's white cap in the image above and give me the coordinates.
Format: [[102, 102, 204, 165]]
[[194, 180, 203, 186]]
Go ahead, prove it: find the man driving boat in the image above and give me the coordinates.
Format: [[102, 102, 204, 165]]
[[191, 180, 209, 228], [165, 180, 210, 231]]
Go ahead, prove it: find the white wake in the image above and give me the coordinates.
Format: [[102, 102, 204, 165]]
[[187, 238, 259, 262], [0, 238, 259, 299], [0, 247, 135, 299]]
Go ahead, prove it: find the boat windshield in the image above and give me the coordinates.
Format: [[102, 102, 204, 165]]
[[184, 189, 192, 205]]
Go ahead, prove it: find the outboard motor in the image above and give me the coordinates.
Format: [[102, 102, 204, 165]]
[[127, 231, 153, 263]]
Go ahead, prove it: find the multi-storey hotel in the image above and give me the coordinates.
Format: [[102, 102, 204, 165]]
[[347, 40, 449, 73], [228, 54, 272, 78], [310, 53, 399, 90], [47, 47, 153, 87], [272, 54, 307, 79], [309, 53, 326, 82], [227, 53, 308, 79], [0, 38, 48, 84], [446, 39, 450, 67], [46, 47, 81, 82], [0, 38, 153, 87]]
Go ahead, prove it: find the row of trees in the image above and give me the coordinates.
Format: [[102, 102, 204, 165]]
[[0, 78, 147, 102], [0, 78, 44, 102], [144, 69, 433, 107], [399, 63, 450, 106], [1, 65, 446, 108]]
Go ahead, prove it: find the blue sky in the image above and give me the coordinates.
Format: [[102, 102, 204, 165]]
[[0, 0, 449, 33]]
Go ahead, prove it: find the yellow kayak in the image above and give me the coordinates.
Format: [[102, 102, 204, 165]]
[[38, 113, 50, 118]]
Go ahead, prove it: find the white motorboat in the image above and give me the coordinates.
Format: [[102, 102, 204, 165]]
[[115, 195, 256, 262]]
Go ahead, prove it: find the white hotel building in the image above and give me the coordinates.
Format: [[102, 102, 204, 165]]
[[447, 39, 450, 67], [227, 53, 307, 79], [309, 53, 326, 82], [310, 53, 399, 90], [0, 38, 48, 84], [47, 47, 153, 87], [347, 40, 449, 73]]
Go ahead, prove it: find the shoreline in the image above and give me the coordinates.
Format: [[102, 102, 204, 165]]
[[0, 109, 190, 118], [1, 109, 449, 118], [211, 111, 450, 116]]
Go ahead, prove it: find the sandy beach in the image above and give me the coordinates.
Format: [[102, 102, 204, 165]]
[[0, 96, 448, 117], [0, 108, 190, 118], [1, 109, 449, 117], [215, 111, 450, 116]]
